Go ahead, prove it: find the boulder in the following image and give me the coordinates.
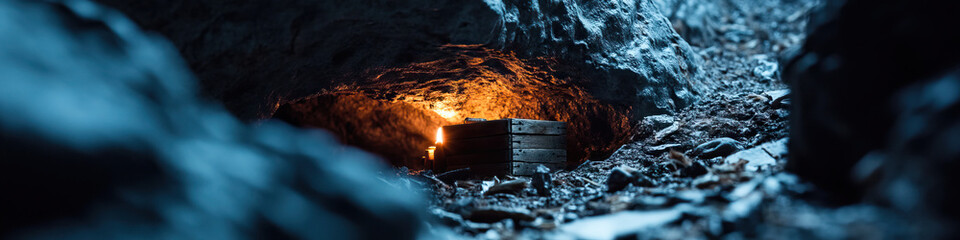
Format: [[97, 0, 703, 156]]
[[0, 1, 424, 238], [785, 0, 960, 202], [786, 0, 960, 236]]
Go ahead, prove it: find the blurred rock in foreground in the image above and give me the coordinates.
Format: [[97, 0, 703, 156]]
[[0, 1, 425, 239], [787, 0, 960, 236]]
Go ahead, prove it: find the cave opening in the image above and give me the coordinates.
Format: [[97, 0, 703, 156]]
[[274, 45, 634, 170]]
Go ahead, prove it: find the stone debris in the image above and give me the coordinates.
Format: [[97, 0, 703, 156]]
[[724, 146, 776, 171], [641, 114, 677, 131], [753, 55, 780, 80], [681, 161, 709, 178], [532, 165, 552, 197], [653, 121, 682, 143], [606, 167, 637, 193], [464, 207, 535, 223], [482, 179, 529, 196], [690, 138, 744, 159], [763, 89, 791, 108]]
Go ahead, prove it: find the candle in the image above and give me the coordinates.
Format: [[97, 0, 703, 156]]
[[427, 146, 436, 161]]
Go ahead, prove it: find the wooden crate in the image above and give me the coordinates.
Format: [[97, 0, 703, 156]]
[[437, 118, 566, 176]]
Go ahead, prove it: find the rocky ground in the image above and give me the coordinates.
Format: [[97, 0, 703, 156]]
[[396, 1, 916, 239]]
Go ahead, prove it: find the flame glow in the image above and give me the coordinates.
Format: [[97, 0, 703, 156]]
[[427, 146, 436, 161], [436, 127, 443, 144], [433, 109, 457, 119]]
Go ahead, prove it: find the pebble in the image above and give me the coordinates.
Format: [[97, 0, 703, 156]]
[[606, 167, 635, 192], [606, 166, 658, 192], [635, 174, 657, 187], [644, 143, 683, 155], [642, 114, 676, 131], [724, 148, 775, 171], [681, 161, 709, 178], [763, 89, 791, 108], [532, 164, 552, 196], [653, 121, 681, 143], [690, 138, 743, 159], [483, 179, 528, 196], [752, 55, 779, 80]]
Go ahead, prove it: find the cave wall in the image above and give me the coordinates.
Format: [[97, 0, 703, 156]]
[[92, 0, 705, 166], [93, 0, 705, 119]]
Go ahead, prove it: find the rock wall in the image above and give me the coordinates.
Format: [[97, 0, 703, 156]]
[[90, 0, 705, 166], [0, 1, 424, 238], [93, 0, 704, 119]]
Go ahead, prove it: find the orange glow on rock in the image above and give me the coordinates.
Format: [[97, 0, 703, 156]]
[[433, 108, 457, 119], [278, 45, 633, 166], [436, 127, 443, 144]]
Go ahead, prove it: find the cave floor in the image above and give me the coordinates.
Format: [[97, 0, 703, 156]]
[[412, 61, 902, 239], [400, 1, 903, 239]]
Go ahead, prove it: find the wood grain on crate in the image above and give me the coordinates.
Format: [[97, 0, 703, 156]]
[[443, 135, 565, 155], [443, 118, 565, 140], [446, 149, 566, 165]]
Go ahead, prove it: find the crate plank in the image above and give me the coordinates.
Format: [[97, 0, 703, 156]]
[[445, 150, 511, 165], [510, 119, 565, 135], [512, 149, 566, 163], [442, 134, 511, 155], [443, 120, 510, 140], [443, 119, 566, 140], [511, 135, 566, 149], [443, 135, 565, 155], [445, 149, 566, 165]]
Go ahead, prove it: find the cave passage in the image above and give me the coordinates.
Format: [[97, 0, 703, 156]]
[[4, 0, 960, 239]]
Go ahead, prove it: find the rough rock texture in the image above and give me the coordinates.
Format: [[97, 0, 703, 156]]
[[92, 0, 705, 166], [94, 0, 704, 119], [483, 0, 706, 114], [786, 0, 960, 235], [655, 0, 813, 52], [0, 1, 425, 239]]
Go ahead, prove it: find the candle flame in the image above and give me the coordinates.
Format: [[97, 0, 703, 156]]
[[436, 127, 443, 144]]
